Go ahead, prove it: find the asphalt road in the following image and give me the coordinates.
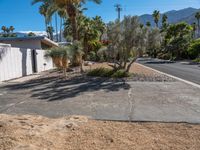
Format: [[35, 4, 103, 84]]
[[138, 58, 200, 85]]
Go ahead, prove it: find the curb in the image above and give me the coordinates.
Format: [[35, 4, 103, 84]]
[[136, 63, 200, 89]]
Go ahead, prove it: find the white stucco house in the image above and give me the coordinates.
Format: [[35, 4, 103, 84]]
[[0, 36, 58, 82]]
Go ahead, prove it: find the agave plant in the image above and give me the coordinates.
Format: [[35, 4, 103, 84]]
[[45, 46, 69, 77]]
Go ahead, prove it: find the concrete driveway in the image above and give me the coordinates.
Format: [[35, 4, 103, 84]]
[[0, 75, 200, 123]]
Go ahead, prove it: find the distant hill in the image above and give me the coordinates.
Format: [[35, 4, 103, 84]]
[[139, 7, 200, 27]]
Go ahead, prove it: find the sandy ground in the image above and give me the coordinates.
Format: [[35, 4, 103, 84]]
[[0, 114, 200, 150]]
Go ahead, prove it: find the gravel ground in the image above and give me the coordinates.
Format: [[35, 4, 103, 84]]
[[37, 62, 175, 82], [0, 114, 200, 150], [86, 62, 175, 82]]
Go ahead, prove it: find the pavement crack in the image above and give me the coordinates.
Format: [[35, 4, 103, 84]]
[[128, 88, 135, 122]]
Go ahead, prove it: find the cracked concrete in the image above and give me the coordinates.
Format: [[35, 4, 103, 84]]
[[0, 77, 200, 123]]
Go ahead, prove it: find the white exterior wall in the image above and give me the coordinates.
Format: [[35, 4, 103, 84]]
[[36, 49, 53, 72], [0, 45, 53, 82]]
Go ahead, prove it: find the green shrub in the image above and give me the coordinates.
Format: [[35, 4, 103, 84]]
[[87, 51, 97, 61], [188, 39, 200, 59], [111, 70, 130, 78], [193, 58, 200, 63], [87, 68, 130, 78]]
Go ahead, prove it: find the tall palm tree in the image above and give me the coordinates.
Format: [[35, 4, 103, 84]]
[[162, 14, 168, 25], [152, 10, 160, 28], [161, 14, 168, 31], [32, 0, 102, 41], [192, 22, 197, 39], [92, 16, 106, 41], [146, 21, 151, 27], [9, 26, 15, 33], [39, 3, 49, 35], [1, 26, 6, 33], [55, 12, 59, 41], [195, 12, 200, 37], [57, 9, 67, 42]]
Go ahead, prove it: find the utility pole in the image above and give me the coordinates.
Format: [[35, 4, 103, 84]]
[[114, 4, 122, 21]]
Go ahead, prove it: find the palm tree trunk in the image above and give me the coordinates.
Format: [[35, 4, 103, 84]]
[[60, 17, 63, 42], [198, 19, 200, 37], [55, 13, 59, 42], [45, 19, 48, 37], [70, 16, 78, 41]]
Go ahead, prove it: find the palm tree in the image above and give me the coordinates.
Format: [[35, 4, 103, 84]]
[[32, 0, 102, 41], [39, 3, 49, 35], [55, 12, 59, 42], [153, 10, 160, 28], [92, 16, 106, 41], [9, 26, 15, 33], [1, 26, 6, 33], [146, 21, 151, 27], [57, 9, 67, 42], [161, 14, 168, 31], [46, 26, 54, 40], [195, 12, 200, 37], [192, 22, 197, 39]]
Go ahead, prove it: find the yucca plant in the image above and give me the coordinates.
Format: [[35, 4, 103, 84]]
[[68, 41, 84, 71], [45, 46, 69, 77]]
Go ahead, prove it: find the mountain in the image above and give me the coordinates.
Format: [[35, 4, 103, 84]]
[[139, 7, 200, 27], [16, 31, 47, 37]]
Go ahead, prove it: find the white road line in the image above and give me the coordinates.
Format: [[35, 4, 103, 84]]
[[136, 63, 200, 89]]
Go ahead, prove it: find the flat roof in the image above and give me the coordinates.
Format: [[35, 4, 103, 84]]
[[0, 36, 58, 47]]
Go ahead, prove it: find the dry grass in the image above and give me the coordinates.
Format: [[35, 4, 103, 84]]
[[0, 114, 200, 150]]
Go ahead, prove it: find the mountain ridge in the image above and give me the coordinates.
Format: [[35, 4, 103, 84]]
[[139, 7, 200, 26]]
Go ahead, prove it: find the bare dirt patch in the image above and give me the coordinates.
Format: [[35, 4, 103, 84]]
[[0, 114, 200, 150]]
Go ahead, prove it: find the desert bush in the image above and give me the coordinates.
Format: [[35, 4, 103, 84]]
[[111, 69, 130, 78], [157, 53, 171, 60], [87, 68, 130, 78], [87, 68, 114, 77]]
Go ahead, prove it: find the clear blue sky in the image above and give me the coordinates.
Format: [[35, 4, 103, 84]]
[[0, 0, 200, 31]]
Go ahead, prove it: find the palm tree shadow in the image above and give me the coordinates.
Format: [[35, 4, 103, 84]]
[[2, 75, 130, 101]]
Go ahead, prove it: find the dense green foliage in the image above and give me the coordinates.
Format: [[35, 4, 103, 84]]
[[164, 22, 193, 60], [188, 39, 200, 59]]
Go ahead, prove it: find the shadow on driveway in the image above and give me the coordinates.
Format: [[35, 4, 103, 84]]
[[1, 75, 130, 102]]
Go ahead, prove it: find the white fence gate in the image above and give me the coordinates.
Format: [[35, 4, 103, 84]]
[[0, 44, 53, 82]]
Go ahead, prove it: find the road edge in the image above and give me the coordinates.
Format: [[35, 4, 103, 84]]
[[136, 63, 200, 89]]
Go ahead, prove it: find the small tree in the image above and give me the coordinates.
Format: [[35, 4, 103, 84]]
[[106, 16, 146, 72], [146, 28, 162, 58]]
